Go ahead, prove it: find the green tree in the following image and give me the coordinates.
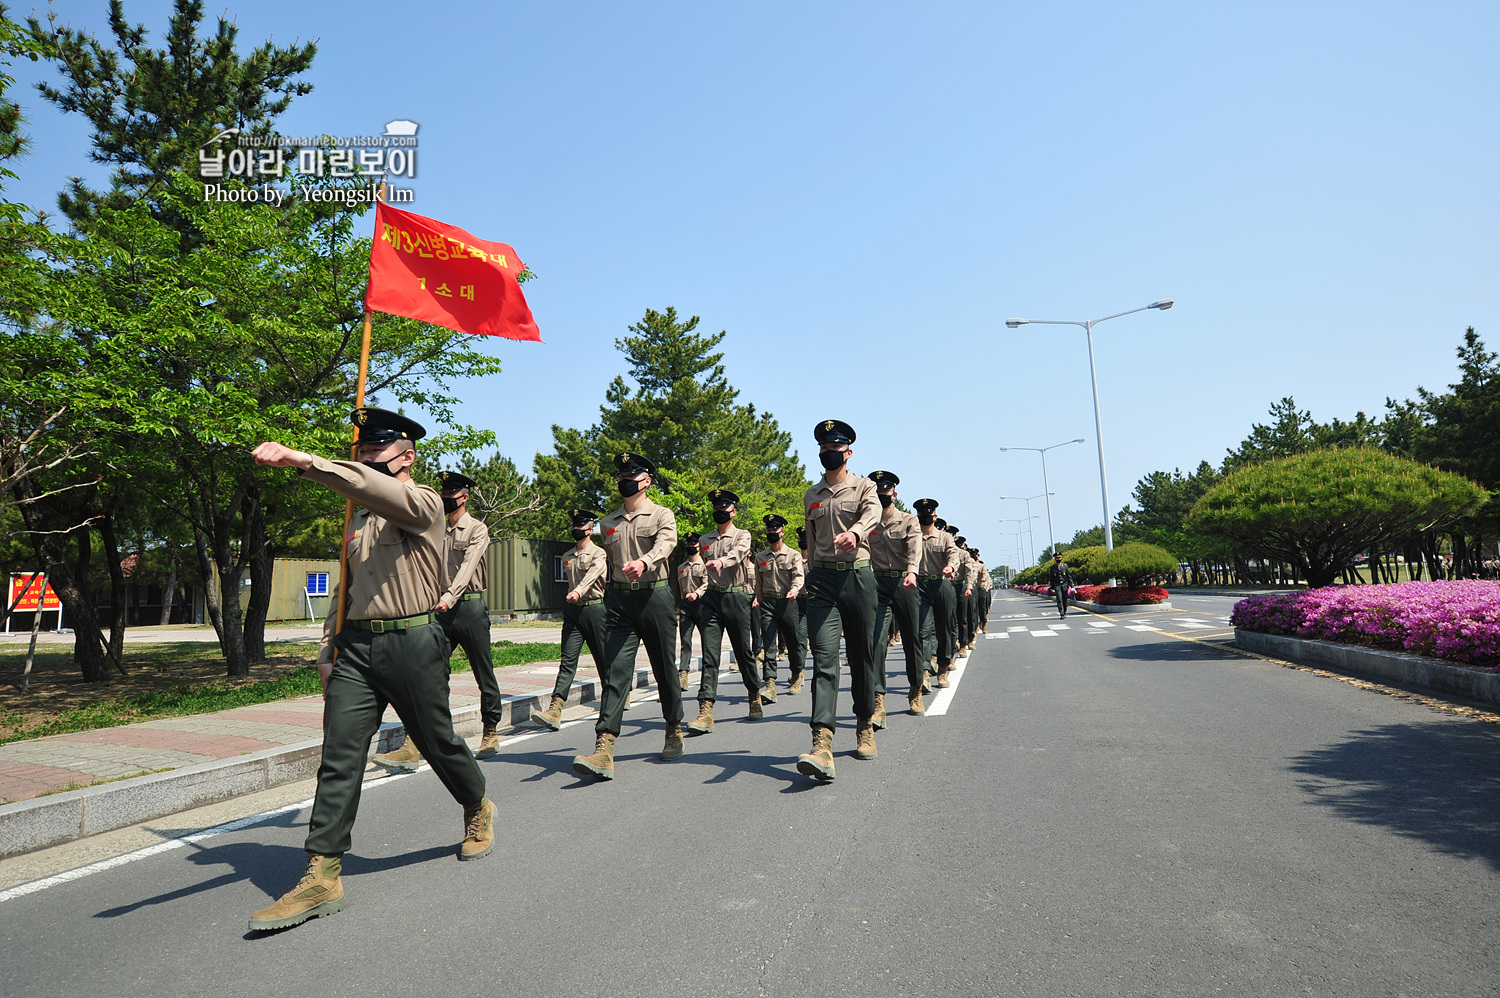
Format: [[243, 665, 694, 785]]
[[1187, 447, 1485, 588], [1100, 542, 1180, 587], [533, 307, 808, 541]]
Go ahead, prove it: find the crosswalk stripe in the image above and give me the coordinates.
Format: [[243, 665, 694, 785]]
[[985, 632, 1009, 639], [1008, 626, 1028, 632], [1088, 620, 1116, 628], [1030, 630, 1058, 637], [1047, 623, 1070, 630], [1126, 624, 1159, 632]]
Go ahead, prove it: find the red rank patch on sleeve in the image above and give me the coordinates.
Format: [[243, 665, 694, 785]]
[[605, 527, 617, 536], [808, 502, 823, 512]]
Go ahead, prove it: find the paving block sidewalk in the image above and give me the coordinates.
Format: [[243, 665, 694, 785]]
[[0, 625, 626, 806]]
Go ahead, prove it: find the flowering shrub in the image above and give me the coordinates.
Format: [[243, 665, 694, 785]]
[[1231, 580, 1500, 667], [1074, 585, 1171, 605]]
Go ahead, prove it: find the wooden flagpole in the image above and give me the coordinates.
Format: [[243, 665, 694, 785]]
[[333, 182, 384, 659]]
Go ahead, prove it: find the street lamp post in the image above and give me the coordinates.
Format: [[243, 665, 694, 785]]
[[998, 492, 1053, 565], [1006, 299, 1174, 551], [999, 517, 1039, 567], [999, 438, 1085, 557]]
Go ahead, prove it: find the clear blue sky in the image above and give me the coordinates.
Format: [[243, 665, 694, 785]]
[[10, 1, 1497, 567]]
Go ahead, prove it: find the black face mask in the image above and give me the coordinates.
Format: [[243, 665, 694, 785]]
[[818, 448, 848, 472], [571, 527, 589, 540], [917, 513, 935, 525], [363, 458, 399, 478], [767, 531, 783, 544], [877, 493, 893, 508], [442, 496, 462, 514], [712, 510, 732, 524], [618, 478, 644, 498]]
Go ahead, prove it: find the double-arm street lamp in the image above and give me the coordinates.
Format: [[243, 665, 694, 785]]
[[999, 439, 1084, 557], [999, 516, 1039, 567], [998, 492, 1053, 565], [1006, 299, 1174, 551]]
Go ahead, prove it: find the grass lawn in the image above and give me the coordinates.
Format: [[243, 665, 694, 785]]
[[0, 639, 560, 746]]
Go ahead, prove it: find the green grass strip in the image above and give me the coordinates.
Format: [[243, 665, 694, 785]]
[[0, 640, 560, 747]]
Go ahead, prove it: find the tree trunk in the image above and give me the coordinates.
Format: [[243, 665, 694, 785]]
[[242, 496, 272, 664], [192, 523, 227, 654], [14, 482, 110, 682], [159, 544, 179, 625], [1451, 531, 1469, 580], [98, 512, 128, 673]]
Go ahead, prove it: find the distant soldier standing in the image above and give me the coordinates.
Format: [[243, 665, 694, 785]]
[[687, 489, 763, 731], [796, 420, 882, 780], [754, 513, 806, 699], [531, 510, 608, 731], [572, 453, 684, 780], [373, 470, 497, 771], [676, 531, 707, 689], [248, 409, 494, 932], [867, 471, 922, 728], [915, 501, 960, 699], [1049, 552, 1074, 619]]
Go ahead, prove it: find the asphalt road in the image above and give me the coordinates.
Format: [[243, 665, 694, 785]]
[[3, 594, 1497, 997]]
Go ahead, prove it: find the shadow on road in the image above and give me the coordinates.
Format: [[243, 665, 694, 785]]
[[1288, 722, 1500, 871], [93, 837, 452, 920], [1106, 640, 1243, 663]]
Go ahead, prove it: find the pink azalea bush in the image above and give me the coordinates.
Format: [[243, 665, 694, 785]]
[[1232, 580, 1500, 668], [1013, 583, 1169, 605]]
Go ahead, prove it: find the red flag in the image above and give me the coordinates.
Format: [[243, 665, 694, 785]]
[[365, 201, 541, 341]]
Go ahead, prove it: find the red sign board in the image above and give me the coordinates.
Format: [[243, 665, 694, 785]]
[[9, 573, 61, 612]]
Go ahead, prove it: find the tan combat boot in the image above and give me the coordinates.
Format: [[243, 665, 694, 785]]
[[679, 669, 690, 688], [372, 735, 421, 772], [459, 797, 495, 860], [796, 725, 836, 781], [787, 672, 804, 695], [530, 695, 566, 731], [909, 689, 926, 714], [760, 680, 777, 704], [871, 692, 887, 731], [475, 725, 501, 759], [937, 665, 952, 688], [248, 853, 344, 931], [662, 722, 683, 761], [686, 700, 715, 735], [572, 732, 616, 780], [748, 694, 764, 720], [854, 718, 877, 760]]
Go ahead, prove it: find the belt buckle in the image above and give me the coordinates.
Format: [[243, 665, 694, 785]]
[[837, 561, 848, 571], [370, 619, 387, 634]]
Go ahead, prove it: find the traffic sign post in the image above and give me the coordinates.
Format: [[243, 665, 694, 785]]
[[6, 572, 64, 634]]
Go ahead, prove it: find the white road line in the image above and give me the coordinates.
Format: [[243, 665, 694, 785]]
[[1047, 623, 1070, 630], [985, 632, 1009, 639], [1088, 620, 1116, 628], [1007, 626, 1028, 632], [925, 653, 969, 716], [1029, 630, 1058, 638], [1125, 624, 1160, 632], [0, 718, 599, 905]]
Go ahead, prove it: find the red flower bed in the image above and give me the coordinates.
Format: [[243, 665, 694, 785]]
[[1073, 585, 1170, 605]]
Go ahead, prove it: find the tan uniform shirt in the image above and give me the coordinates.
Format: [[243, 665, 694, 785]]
[[918, 528, 962, 578], [954, 549, 974, 589], [698, 521, 754, 589], [440, 512, 490, 607], [803, 473, 881, 563], [755, 545, 806, 598], [304, 457, 444, 664], [563, 542, 608, 601], [599, 499, 677, 583], [869, 509, 922, 576], [975, 561, 992, 591], [677, 558, 707, 602]]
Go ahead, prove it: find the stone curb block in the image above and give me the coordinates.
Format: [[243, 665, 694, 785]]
[[1234, 630, 1500, 707], [0, 665, 661, 860], [1068, 599, 1174, 613]]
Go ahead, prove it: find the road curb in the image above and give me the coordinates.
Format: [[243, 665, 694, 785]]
[[1234, 630, 1500, 707], [0, 666, 663, 860], [1068, 599, 1174, 613]]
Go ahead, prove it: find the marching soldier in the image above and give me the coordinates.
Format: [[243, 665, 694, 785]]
[[868, 472, 922, 725], [531, 510, 608, 730], [796, 419, 882, 780], [247, 409, 494, 932], [970, 547, 992, 635], [955, 534, 978, 652], [754, 513, 806, 699], [676, 531, 707, 689], [1049, 551, 1074, 619], [687, 488, 762, 732], [795, 525, 811, 692], [946, 526, 973, 659], [372, 470, 497, 771], [915, 501, 960, 701], [572, 453, 684, 780]]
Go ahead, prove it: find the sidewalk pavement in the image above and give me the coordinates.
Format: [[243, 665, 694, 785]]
[[0, 627, 753, 858]]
